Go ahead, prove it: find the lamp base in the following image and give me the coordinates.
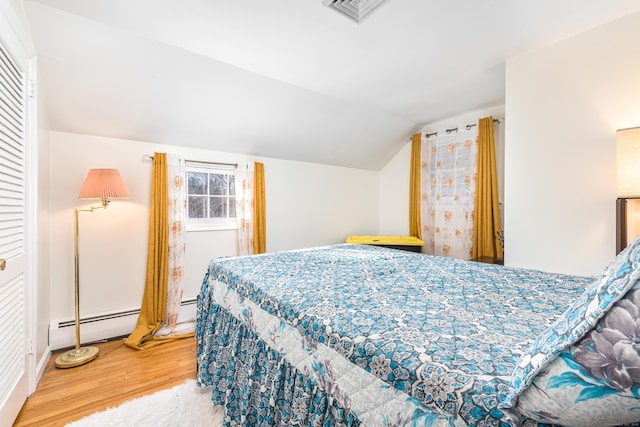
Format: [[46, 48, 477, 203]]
[[54, 346, 99, 369]]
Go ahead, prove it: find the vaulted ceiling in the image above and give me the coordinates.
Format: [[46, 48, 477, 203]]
[[23, 0, 640, 170]]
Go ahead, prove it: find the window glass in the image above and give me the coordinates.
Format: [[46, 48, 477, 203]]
[[188, 172, 206, 195], [185, 163, 237, 231], [188, 196, 206, 219], [209, 174, 226, 196]]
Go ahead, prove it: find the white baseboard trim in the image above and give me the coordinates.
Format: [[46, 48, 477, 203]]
[[49, 299, 197, 351]]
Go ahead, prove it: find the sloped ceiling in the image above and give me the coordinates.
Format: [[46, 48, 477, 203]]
[[23, 0, 640, 170]]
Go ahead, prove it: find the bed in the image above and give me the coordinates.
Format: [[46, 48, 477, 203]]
[[196, 240, 640, 426]]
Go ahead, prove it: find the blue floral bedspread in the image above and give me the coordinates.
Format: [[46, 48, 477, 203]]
[[196, 244, 592, 426]]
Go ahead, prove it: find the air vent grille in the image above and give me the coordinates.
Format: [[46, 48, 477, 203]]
[[323, 0, 391, 23]]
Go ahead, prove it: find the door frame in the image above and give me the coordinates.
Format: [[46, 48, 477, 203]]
[[25, 51, 39, 394]]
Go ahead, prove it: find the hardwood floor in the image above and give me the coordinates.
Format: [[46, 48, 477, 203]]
[[13, 337, 197, 427]]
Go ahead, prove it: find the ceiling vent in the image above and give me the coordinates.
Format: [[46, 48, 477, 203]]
[[322, 0, 391, 23]]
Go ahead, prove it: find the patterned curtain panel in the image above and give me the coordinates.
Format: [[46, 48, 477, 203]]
[[126, 152, 192, 350], [156, 154, 193, 337], [420, 128, 478, 259], [234, 161, 255, 256]]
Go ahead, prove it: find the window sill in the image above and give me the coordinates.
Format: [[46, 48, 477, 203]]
[[186, 224, 238, 232]]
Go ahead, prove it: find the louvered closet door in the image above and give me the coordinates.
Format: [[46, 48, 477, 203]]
[[0, 36, 28, 427]]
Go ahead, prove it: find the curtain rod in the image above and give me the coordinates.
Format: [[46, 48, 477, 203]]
[[142, 154, 237, 168], [422, 118, 502, 139]]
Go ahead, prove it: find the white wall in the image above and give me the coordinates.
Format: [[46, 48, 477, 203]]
[[379, 143, 410, 235], [266, 157, 379, 251], [378, 106, 505, 238], [49, 131, 378, 324], [505, 11, 640, 276]]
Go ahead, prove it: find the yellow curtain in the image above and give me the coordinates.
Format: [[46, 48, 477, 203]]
[[472, 117, 504, 259], [409, 133, 422, 239], [253, 161, 266, 254], [125, 153, 185, 350]]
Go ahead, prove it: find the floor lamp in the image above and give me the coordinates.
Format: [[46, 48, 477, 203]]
[[55, 169, 130, 369]]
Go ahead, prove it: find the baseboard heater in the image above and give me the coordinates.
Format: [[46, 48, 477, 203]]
[[49, 299, 197, 351]]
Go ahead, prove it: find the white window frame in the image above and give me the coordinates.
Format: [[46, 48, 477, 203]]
[[185, 162, 237, 232]]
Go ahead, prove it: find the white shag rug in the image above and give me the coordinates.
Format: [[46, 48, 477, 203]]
[[65, 380, 223, 427]]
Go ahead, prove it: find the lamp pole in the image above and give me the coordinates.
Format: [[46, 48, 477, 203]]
[[55, 201, 108, 368]]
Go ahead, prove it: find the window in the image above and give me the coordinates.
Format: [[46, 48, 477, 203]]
[[186, 163, 236, 231]]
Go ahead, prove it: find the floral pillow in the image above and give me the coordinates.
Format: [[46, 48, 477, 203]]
[[513, 287, 640, 426], [500, 234, 640, 419]]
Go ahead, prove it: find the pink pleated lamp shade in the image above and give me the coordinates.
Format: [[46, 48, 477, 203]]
[[78, 169, 131, 200]]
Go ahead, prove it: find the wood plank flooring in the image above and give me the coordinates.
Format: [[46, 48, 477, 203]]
[[13, 337, 197, 427]]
